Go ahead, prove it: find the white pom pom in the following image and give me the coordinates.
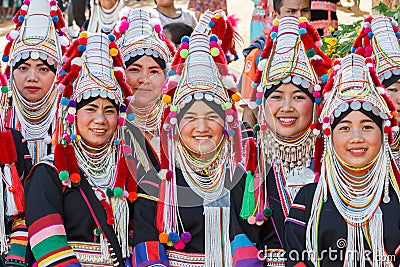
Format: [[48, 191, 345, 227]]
[[59, 35, 69, 46], [322, 123, 330, 130], [257, 59, 267, 71], [222, 75, 236, 89], [21, 4, 28, 11], [248, 102, 258, 110], [392, 126, 399, 132], [366, 63, 373, 68], [392, 20, 398, 27], [9, 30, 19, 40], [169, 75, 181, 83], [311, 55, 322, 61], [71, 57, 83, 67], [314, 84, 321, 91], [50, 5, 57, 11], [158, 169, 168, 180], [362, 22, 371, 28], [312, 129, 320, 135], [170, 118, 177, 125], [384, 120, 391, 127], [43, 135, 52, 144]]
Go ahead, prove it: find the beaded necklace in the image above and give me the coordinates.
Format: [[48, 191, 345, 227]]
[[129, 97, 163, 134]]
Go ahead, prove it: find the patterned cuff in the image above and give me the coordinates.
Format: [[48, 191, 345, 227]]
[[231, 234, 264, 267], [132, 241, 169, 267]]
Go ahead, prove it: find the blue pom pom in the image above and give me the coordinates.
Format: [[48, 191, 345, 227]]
[[270, 32, 277, 39], [208, 21, 215, 27], [396, 32, 400, 38], [108, 33, 116, 41], [209, 34, 218, 42], [60, 97, 70, 106], [256, 98, 263, 105], [321, 74, 329, 83], [299, 28, 307, 35], [315, 97, 322, 104], [225, 54, 230, 61], [351, 47, 357, 53], [127, 113, 135, 121], [181, 36, 190, 43], [114, 140, 120, 146], [18, 15, 24, 22], [78, 44, 86, 52], [251, 82, 259, 88], [70, 134, 76, 140], [168, 232, 179, 244], [367, 32, 374, 39], [52, 16, 59, 22], [234, 54, 239, 61], [2, 56, 9, 63], [229, 129, 235, 135], [168, 69, 176, 77], [60, 70, 66, 76]]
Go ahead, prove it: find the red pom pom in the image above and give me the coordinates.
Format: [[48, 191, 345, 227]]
[[107, 218, 115, 225], [70, 173, 81, 183], [323, 128, 331, 136], [384, 126, 391, 133], [166, 170, 173, 181]]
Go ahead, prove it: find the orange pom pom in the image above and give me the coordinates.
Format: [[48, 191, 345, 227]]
[[159, 232, 169, 244], [392, 110, 398, 117], [70, 173, 81, 184], [231, 92, 242, 102], [162, 94, 172, 104], [128, 192, 137, 202]]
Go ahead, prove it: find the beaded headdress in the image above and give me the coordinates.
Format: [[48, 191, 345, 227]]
[[153, 10, 243, 265], [1, 0, 69, 77], [307, 53, 400, 266], [352, 16, 400, 87], [251, 16, 331, 107], [115, 7, 175, 64]]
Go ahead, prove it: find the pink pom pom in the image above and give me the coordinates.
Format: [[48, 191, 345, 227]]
[[6, 34, 13, 41], [323, 116, 330, 123], [393, 26, 399, 32], [123, 190, 129, 198], [118, 117, 126, 126], [58, 84, 66, 93], [210, 41, 218, 48], [169, 111, 177, 118], [363, 27, 371, 34], [365, 46, 372, 53], [122, 145, 132, 155], [314, 172, 320, 182], [313, 91, 321, 98], [225, 109, 234, 115], [315, 40, 322, 48], [66, 114, 75, 123], [247, 216, 256, 225], [119, 20, 129, 33], [168, 81, 178, 90], [50, 0, 56, 6], [180, 42, 189, 49], [260, 124, 267, 131], [13, 16, 18, 23], [154, 24, 162, 33], [271, 26, 278, 32], [256, 92, 263, 98], [174, 239, 185, 250], [298, 22, 307, 29], [63, 133, 71, 142], [23, 0, 30, 4]]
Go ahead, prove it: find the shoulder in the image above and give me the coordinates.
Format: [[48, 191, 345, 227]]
[[25, 156, 58, 184]]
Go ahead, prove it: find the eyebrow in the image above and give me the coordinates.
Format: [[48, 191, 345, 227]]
[[273, 89, 303, 93], [20, 62, 46, 67], [338, 119, 374, 124], [85, 103, 116, 109], [130, 63, 161, 69], [185, 111, 219, 116]]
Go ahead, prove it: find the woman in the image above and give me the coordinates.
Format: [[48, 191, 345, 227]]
[[131, 10, 246, 266], [230, 16, 332, 266], [85, 0, 124, 33], [24, 32, 135, 266], [114, 7, 175, 181], [352, 16, 400, 166], [1, 0, 69, 164], [285, 54, 400, 267]]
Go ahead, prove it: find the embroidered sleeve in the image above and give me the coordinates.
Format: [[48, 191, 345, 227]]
[[231, 234, 263, 267], [5, 219, 28, 266], [25, 164, 80, 266], [132, 241, 168, 267], [284, 185, 313, 267]]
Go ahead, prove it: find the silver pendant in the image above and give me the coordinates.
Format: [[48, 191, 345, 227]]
[[383, 195, 390, 203], [286, 166, 315, 187]]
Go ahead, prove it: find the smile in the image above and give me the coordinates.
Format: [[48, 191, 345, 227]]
[[278, 117, 297, 125], [91, 129, 107, 133]]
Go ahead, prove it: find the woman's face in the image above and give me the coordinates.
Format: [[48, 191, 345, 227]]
[[332, 111, 382, 168], [13, 58, 56, 102], [125, 55, 165, 108], [386, 80, 400, 124], [179, 101, 225, 158], [264, 83, 313, 137], [76, 98, 118, 148]]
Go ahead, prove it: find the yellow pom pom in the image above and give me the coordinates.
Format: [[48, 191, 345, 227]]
[[299, 17, 308, 23], [215, 13, 221, 19], [162, 94, 172, 104], [79, 31, 89, 38], [210, 47, 219, 57], [159, 232, 169, 244], [180, 49, 189, 58], [110, 48, 118, 57], [273, 19, 279, 26], [76, 135, 81, 141], [327, 68, 332, 74], [231, 92, 242, 102], [51, 139, 55, 145]]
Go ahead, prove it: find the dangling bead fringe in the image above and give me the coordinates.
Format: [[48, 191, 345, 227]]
[[112, 197, 129, 258], [4, 164, 18, 216], [204, 207, 232, 267], [0, 169, 7, 254], [100, 233, 110, 259]]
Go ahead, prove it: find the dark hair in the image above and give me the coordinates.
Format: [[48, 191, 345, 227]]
[[13, 57, 57, 74], [273, 0, 311, 13], [163, 23, 194, 47]]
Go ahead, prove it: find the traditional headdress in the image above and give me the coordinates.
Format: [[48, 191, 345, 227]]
[[1, 0, 69, 163], [114, 7, 175, 65], [352, 16, 400, 88], [0, 65, 25, 254], [55, 32, 135, 261], [154, 10, 242, 266], [308, 53, 400, 266], [86, 0, 124, 34]]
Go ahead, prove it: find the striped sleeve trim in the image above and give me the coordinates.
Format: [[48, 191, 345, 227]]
[[30, 225, 66, 247], [291, 204, 306, 210], [132, 241, 169, 267], [29, 214, 64, 236], [38, 249, 77, 267], [5, 219, 28, 264], [285, 217, 306, 227]]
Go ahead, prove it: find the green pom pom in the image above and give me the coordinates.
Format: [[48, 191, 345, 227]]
[[180, 49, 189, 58], [253, 124, 260, 132], [113, 187, 123, 197], [59, 170, 69, 181], [106, 188, 114, 197], [166, 241, 174, 247], [240, 170, 255, 219], [225, 102, 232, 109], [306, 48, 316, 58], [170, 105, 179, 112], [1, 86, 8, 93], [263, 207, 273, 217], [94, 228, 102, 236], [210, 47, 219, 57]]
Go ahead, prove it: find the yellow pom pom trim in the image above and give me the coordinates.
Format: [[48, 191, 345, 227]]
[[273, 19, 279, 26], [215, 13, 221, 19], [210, 47, 219, 57], [299, 17, 308, 23], [76, 135, 81, 141], [231, 92, 242, 102], [110, 48, 118, 57], [162, 94, 172, 104], [79, 31, 89, 38]]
